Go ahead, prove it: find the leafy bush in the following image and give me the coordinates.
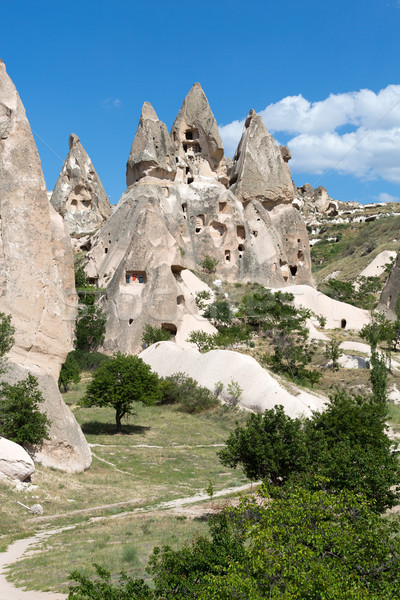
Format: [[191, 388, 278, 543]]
[[199, 255, 218, 274], [159, 372, 219, 414], [74, 305, 107, 352], [71, 350, 110, 372], [58, 352, 81, 392], [219, 390, 399, 512], [142, 324, 172, 347], [0, 374, 50, 445]]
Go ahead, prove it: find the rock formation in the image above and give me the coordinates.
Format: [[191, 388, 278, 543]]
[[51, 133, 112, 235], [229, 109, 295, 204], [84, 84, 312, 354], [140, 342, 326, 418], [0, 437, 35, 481], [0, 60, 91, 472], [294, 184, 339, 216], [378, 250, 400, 318]]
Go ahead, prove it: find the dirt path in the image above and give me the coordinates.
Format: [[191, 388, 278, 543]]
[[0, 526, 74, 600], [1, 482, 259, 599]]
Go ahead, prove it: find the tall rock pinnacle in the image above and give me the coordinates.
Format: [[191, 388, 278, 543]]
[[51, 133, 112, 235], [0, 60, 91, 472], [126, 102, 177, 187], [229, 109, 295, 204], [170, 83, 227, 183]]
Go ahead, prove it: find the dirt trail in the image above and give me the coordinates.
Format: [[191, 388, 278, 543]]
[[1, 482, 258, 599], [0, 526, 74, 600]]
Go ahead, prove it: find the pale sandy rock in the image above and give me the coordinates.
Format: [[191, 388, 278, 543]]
[[278, 285, 370, 331], [0, 437, 34, 481], [51, 133, 112, 235], [296, 183, 338, 215], [229, 109, 295, 205], [126, 102, 177, 187], [337, 354, 369, 369], [0, 61, 90, 472], [307, 320, 329, 341], [359, 250, 396, 279], [378, 250, 400, 318], [140, 342, 326, 418], [339, 341, 371, 355], [84, 85, 312, 354], [170, 83, 227, 184], [388, 384, 400, 404]]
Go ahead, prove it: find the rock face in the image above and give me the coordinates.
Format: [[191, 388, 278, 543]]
[[378, 250, 400, 318], [51, 133, 112, 235], [0, 60, 91, 472], [0, 437, 35, 481], [84, 84, 312, 354], [140, 342, 326, 418], [229, 110, 295, 205]]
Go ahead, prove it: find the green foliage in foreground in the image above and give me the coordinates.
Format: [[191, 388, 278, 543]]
[[0, 374, 50, 445], [219, 391, 399, 513], [68, 486, 400, 599], [81, 353, 161, 432]]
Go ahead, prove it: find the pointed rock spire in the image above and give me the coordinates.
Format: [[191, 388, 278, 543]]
[[170, 83, 226, 180], [126, 102, 177, 187], [229, 109, 295, 204], [51, 133, 112, 235], [0, 60, 91, 472]]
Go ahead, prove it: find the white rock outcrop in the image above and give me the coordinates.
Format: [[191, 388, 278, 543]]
[[0, 60, 91, 472], [279, 285, 370, 331], [140, 342, 326, 418], [84, 84, 312, 354], [0, 437, 35, 481], [51, 133, 112, 235]]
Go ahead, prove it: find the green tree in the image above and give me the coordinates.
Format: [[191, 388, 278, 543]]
[[68, 564, 153, 600], [199, 255, 218, 274], [0, 374, 50, 445], [142, 324, 172, 347], [241, 289, 318, 383], [81, 353, 161, 432], [58, 352, 81, 393], [200, 487, 400, 600], [324, 338, 343, 370], [218, 406, 308, 485], [203, 300, 232, 327], [74, 305, 107, 352]]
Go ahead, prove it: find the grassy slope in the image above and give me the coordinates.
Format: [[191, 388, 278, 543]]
[[311, 215, 400, 284], [1, 378, 249, 593]]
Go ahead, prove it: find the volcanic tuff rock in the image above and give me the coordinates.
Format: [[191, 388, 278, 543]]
[[0, 436, 35, 481], [85, 84, 312, 354], [0, 60, 91, 472], [378, 250, 400, 318], [229, 110, 295, 204], [51, 133, 112, 235]]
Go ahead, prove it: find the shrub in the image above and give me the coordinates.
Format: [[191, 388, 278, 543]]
[[58, 352, 81, 392], [199, 255, 218, 274], [0, 374, 50, 445], [71, 350, 110, 372], [159, 372, 218, 414], [142, 324, 172, 347], [74, 305, 107, 352]]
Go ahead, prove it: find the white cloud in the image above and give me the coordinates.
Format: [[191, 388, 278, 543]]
[[377, 192, 400, 203], [219, 85, 400, 185], [101, 97, 121, 109]]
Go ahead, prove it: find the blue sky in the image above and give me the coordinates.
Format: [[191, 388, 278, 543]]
[[2, 0, 400, 204]]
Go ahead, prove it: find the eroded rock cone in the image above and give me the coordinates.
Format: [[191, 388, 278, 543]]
[[0, 59, 91, 472], [51, 133, 112, 235], [126, 102, 177, 187]]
